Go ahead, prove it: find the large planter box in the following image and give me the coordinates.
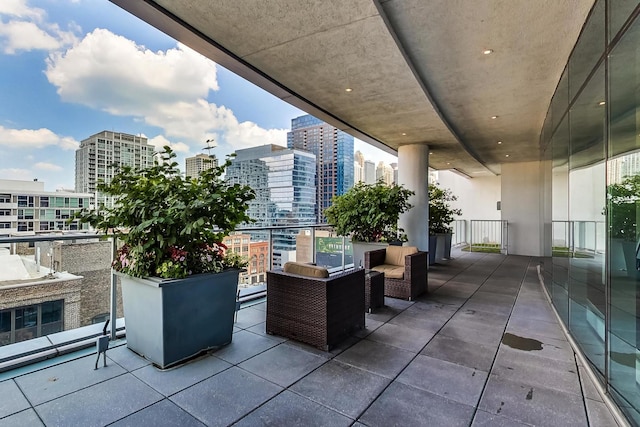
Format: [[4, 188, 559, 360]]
[[120, 269, 240, 369]]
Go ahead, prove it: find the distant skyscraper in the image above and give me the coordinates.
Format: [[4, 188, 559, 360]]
[[226, 144, 317, 268], [354, 150, 365, 183], [287, 115, 354, 223], [185, 153, 218, 179], [390, 162, 398, 184], [75, 131, 155, 208], [376, 161, 394, 186], [364, 160, 376, 184]]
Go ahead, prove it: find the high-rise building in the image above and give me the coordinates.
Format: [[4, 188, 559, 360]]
[[185, 153, 218, 179], [225, 144, 317, 269], [75, 131, 155, 208], [364, 160, 376, 184], [0, 179, 92, 235], [354, 150, 365, 183], [376, 161, 394, 186], [287, 115, 354, 222]]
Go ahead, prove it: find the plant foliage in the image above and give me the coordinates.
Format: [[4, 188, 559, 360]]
[[74, 146, 255, 278], [607, 174, 640, 242], [324, 181, 414, 242], [429, 183, 462, 235]]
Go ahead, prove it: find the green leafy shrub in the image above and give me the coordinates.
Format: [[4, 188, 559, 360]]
[[74, 146, 255, 278]]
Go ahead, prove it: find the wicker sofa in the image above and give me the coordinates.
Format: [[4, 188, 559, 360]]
[[266, 262, 365, 351], [364, 246, 427, 300]]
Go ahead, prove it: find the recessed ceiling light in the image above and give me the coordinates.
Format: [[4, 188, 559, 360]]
[[429, 152, 433, 155], [491, 116, 498, 119], [401, 132, 407, 136], [598, 101, 605, 105], [446, 162, 451, 165], [505, 154, 510, 158], [483, 49, 494, 55], [345, 88, 353, 92], [497, 141, 502, 145]]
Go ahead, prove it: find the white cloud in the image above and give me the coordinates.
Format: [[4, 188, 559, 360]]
[[0, 0, 45, 21], [45, 28, 287, 153], [34, 162, 63, 171], [0, 1, 79, 54], [0, 126, 79, 150], [148, 135, 189, 153], [0, 168, 32, 181]]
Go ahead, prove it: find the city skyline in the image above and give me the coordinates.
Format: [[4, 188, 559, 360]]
[[0, 0, 397, 192]]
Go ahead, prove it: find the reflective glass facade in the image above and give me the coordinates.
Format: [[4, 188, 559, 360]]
[[542, 2, 640, 422]]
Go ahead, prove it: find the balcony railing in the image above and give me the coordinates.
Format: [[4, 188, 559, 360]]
[[0, 225, 359, 370]]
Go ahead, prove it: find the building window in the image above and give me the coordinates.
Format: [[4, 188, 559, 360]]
[[0, 194, 10, 203], [0, 300, 64, 346]]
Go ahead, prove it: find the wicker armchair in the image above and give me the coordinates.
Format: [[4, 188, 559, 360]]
[[266, 264, 365, 351], [364, 246, 427, 300]]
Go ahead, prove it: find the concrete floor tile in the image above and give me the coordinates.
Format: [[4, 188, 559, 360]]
[[107, 344, 151, 372], [585, 398, 622, 427], [35, 374, 163, 427], [359, 381, 475, 427], [506, 316, 565, 341], [0, 409, 44, 427], [133, 354, 231, 396], [365, 322, 434, 353], [397, 354, 488, 406], [499, 333, 574, 363], [478, 375, 587, 427], [234, 390, 353, 426], [0, 380, 30, 419], [235, 306, 267, 330], [387, 310, 448, 332], [212, 330, 280, 364], [170, 367, 282, 427], [471, 409, 531, 426], [492, 348, 581, 396], [110, 399, 206, 427], [334, 339, 415, 379], [352, 317, 385, 338], [239, 344, 326, 387], [245, 322, 287, 342], [290, 361, 390, 419], [440, 322, 504, 348], [15, 354, 126, 405], [421, 333, 497, 371]]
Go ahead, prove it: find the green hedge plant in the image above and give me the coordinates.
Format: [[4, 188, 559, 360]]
[[324, 181, 414, 242], [74, 146, 255, 279]]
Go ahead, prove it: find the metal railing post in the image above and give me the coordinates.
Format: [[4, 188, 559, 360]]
[[311, 228, 317, 265], [110, 236, 118, 341], [267, 228, 273, 270]]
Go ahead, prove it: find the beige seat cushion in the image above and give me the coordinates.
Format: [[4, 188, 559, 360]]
[[384, 246, 418, 267], [371, 264, 405, 279], [283, 261, 329, 278]]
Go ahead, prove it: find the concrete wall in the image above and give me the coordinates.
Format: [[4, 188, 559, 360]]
[[501, 161, 544, 256], [436, 171, 501, 220]]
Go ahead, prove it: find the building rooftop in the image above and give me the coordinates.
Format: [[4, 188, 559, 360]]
[[0, 251, 621, 426]]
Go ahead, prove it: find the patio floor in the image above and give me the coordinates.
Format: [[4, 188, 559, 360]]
[[0, 251, 622, 426]]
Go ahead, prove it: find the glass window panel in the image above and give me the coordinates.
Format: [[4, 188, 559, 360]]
[[568, 64, 606, 375], [608, 14, 640, 423], [552, 116, 570, 325], [569, 0, 605, 102], [610, 0, 640, 42]]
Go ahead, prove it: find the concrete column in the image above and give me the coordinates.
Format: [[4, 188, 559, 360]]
[[398, 144, 429, 251]]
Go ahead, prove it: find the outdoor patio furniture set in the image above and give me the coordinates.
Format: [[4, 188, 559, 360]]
[[266, 246, 428, 350]]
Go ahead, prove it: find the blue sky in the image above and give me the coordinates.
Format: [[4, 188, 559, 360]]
[[0, 0, 397, 191]]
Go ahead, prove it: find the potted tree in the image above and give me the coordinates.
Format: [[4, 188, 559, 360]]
[[324, 181, 414, 268], [75, 146, 255, 368], [429, 183, 462, 264]]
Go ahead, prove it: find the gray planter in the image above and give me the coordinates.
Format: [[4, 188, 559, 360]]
[[120, 269, 240, 369], [435, 233, 453, 260]]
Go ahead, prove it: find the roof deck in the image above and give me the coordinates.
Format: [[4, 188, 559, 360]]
[[0, 250, 620, 426]]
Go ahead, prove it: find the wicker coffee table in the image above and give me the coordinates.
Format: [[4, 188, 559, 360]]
[[365, 269, 384, 313]]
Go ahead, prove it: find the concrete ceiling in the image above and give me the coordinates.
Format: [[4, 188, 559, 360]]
[[111, 0, 595, 177]]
